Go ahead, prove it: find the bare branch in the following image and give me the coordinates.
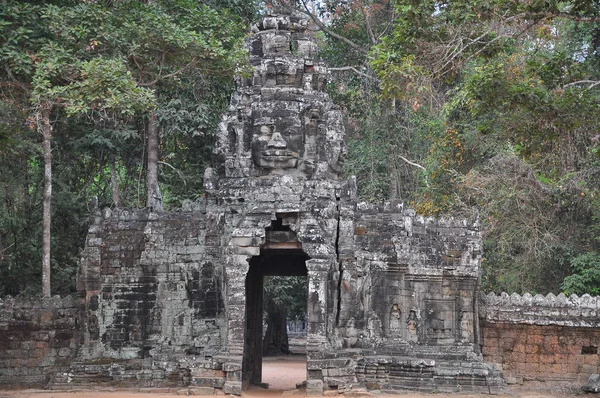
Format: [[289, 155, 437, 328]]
[[138, 57, 197, 86], [0, 243, 15, 255], [563, 80, 600, 89], [298, 0, 369, 55], [360, 2, 377, 45], [525, 11, 600, 23], [158, 160, 187, 185], [432, 18, 537, 78], [376, 6, 396, 41], [398, 155, 426, 171]]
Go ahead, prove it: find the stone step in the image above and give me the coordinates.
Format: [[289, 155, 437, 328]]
[[352, 354, 507, 395], [48, 359, 189, 390]]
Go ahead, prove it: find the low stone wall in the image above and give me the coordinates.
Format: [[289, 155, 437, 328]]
[[0, 295, 79, 387], [480, 292, 600, 384]]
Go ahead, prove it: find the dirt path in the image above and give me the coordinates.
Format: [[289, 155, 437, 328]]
[[0, 359, 585, 398]]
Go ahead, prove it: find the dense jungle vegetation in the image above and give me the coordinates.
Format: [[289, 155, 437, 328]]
[[1, 0, 599, 297]]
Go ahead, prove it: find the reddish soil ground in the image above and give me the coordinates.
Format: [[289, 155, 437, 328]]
[[0, 358, 585, 398]]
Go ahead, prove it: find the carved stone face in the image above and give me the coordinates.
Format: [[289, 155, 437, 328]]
[[251, 125, 304, 169]]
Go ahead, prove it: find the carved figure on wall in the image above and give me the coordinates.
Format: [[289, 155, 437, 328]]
[[389, 303, 402, 337], [343, 317, 359, 348], [406, 309, 419, 343], [367, 313, 382, 339], [88, 313, 99, 341], [459, 311, 471, 342], [308, 291, 323, 323], [324, 110, 346, 175]]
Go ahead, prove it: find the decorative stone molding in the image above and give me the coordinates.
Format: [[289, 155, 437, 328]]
[[481, 292, 600, 327]]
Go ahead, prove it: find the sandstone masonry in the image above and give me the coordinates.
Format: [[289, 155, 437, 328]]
[[0, 296, 78, 387], [481, 292, 600, 385]]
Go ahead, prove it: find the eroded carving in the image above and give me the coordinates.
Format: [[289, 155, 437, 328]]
[[406, 309, 419, 343], [389, 303, 402, 337]]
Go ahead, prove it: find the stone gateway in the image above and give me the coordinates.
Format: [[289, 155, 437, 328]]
[[0, 7, 517, 395], [74, 8, 503, 395]]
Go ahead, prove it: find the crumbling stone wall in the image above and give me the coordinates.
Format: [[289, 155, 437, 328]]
[[481, 292, 600, 384], [332, 203, 503, 394], [77, 208, 226, 388], [0, 295, 78, 387]]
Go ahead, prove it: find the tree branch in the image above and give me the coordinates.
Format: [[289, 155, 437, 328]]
[[563, 80, 600, 89], [376, 7, 396, 41], [138, 57, 197, 86], [0, 243, 15, 255], [298, 0, 369, 55], [525, 11, 600, 23], [449, 19, 538, 77], [398, 155, 426, 172], [360, 2, 377, 45], [158, 160, 186, 185]]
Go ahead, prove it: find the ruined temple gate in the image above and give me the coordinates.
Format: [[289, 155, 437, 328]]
[[76, 7, 504, 395]]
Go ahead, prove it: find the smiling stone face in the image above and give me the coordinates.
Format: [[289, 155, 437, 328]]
[[251, 125, 304, 169], [216, 7, 346, 180]]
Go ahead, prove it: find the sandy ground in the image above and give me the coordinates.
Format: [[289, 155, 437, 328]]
[[0, 358, 586, 398]]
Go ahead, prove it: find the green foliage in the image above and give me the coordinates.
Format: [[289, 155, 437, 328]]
[[62, 58, 155, 117], [263, 276, 307, 321], [0, 0, 257, 295], [367, 0, 600, 294], [561, 252, 600, 295], [1, 0, 599, 299]]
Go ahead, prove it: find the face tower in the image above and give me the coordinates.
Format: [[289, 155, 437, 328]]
[[211, 7, 354, 394], [215, 7, 345, 182]]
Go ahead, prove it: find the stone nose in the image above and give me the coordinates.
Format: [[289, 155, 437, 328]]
[[267, 132, 287, 149]]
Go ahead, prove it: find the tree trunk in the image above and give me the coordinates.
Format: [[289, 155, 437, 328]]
[[40, 106, 52, 297], [146, 113, 162, 211], [263, 305, 289, 356], [109, 154, 121, 208], [0, 231, 4, 267]]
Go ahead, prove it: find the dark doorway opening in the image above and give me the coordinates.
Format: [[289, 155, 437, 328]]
[[242, 247, 308, 390]]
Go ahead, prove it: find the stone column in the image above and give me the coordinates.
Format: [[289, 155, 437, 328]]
[[306, 259, 330, 396], [223, 254, 249, 395]]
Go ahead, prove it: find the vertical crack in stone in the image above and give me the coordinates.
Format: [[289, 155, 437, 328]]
[[473, 276, 480, 351], [335, 194, 342, 327]]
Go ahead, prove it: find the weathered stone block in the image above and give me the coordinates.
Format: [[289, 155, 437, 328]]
[[190, 387, 216, 395], [191, 368, 225, 378], [222, 381, 241, 395], [192, 377, 225, 389]]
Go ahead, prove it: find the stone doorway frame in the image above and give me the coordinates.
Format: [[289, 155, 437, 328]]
[[223, 212, 336, 395]]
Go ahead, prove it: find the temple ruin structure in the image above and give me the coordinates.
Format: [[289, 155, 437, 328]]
[[2, 7, 598, 396], [70, 7, 503, 394]]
